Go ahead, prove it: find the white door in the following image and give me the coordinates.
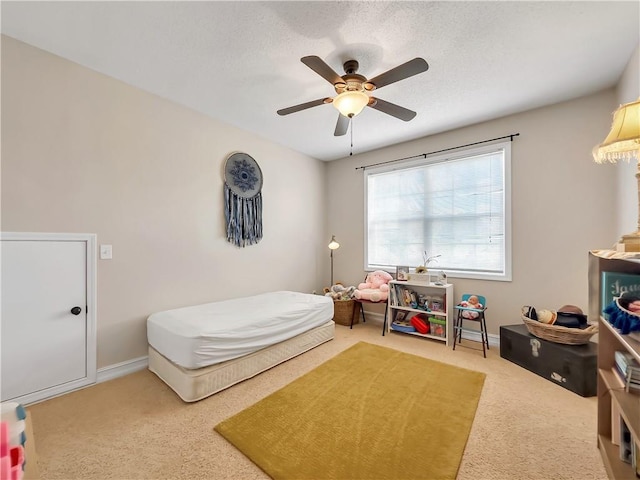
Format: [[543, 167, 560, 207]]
[[1, 232, 97, 404]]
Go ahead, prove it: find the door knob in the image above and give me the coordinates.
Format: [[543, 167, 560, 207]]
[[70, 306, 82, 315]]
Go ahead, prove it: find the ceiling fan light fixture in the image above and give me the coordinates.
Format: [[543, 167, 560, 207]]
[[333, 90, 369, 118]]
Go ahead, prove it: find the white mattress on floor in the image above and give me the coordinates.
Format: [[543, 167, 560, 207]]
[[147, 291, 334, 369], [148, 320, 335, 402]]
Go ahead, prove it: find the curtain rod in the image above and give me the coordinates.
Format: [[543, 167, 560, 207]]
[[354, 133, 520, 171]]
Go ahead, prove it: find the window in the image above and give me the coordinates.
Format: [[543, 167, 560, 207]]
[[364, 142, 511, 281]]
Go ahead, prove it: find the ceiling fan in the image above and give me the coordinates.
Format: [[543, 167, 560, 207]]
[[277, 55, 429, 136]]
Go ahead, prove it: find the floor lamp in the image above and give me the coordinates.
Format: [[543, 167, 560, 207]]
[[328, 235, 340, 286], [593, 98, 640, 252]]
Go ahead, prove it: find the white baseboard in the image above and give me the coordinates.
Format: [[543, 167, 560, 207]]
[[96, 314, 500, 385], [361, 311, 500, 347], [460, 328, 500, 347], [97, 355, 148, 383]]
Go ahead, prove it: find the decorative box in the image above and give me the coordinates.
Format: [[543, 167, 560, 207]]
[[408, 273, 429, 282], [428, 317, 446, 337]]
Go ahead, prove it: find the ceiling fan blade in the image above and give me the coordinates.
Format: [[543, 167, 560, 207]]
[[301, 56, 344, 85], [334, 114, 349, 136], [366, 58, 429, 89], [368, 98, 417, 121], [277, 98, 330, 116]]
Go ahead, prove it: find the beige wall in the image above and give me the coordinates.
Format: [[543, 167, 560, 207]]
[[2, 33, 635, 368], [326, 91, 620, 334], [1, 36, 328, 368]]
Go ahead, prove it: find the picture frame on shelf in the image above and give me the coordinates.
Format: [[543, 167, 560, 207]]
[[394, 310, 407, 322], [396, 266, 409, 281]]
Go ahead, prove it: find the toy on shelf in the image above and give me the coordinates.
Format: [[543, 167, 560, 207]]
[[410, 314, 430, 334]]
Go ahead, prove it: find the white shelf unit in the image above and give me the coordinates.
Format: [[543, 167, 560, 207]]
[[387, 279, 454, 346]]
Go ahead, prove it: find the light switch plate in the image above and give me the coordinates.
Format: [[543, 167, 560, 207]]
[[100, 244, 112, 260]]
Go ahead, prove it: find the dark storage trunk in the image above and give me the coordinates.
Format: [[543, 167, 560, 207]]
[[500, 324, 597, 397]]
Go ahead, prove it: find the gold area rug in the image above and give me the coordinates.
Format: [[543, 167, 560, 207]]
[[215, 341, 486, 480]]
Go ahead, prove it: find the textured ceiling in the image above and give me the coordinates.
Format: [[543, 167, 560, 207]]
[[2, 1, 639, 161]]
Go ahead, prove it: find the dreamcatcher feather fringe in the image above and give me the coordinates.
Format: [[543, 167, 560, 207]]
[[224, 184, 263, 247], [604, 298, 640, 334]]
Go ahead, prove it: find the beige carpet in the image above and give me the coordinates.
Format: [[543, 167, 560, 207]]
[[215, 342, 485, 479], [26, 322, 607, 479]]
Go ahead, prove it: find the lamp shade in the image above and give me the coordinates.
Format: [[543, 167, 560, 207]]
[[592, 98, 640, 163], [328, 235, 340, 250], [333, 91, 369, 118]]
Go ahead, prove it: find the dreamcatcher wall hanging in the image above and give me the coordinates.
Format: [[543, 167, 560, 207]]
[[223, 152, 263, 247]]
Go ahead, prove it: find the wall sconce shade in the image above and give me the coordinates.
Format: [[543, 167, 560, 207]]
[[592, 98, 640, 163], [333, 91, 369, 118], [593, 98, 640, 252]]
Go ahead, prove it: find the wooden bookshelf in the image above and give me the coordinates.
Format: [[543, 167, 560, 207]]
[[589, 251, 640, 479]]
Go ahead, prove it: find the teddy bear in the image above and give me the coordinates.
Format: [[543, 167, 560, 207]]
[[458, 295, 483, 319], [353, 270, 393, 302], [324, 284, 356, 301]]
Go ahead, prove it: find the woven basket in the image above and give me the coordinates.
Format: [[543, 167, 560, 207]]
[[521, 315, 598, 345], [333, 299, 357, 326]]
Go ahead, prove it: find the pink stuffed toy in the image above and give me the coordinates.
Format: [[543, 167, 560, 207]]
[[354, 270, 393, 302]]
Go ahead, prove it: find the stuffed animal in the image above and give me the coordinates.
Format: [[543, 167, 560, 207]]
[[353, 270, 393, 302], [458, 295, 483, 319], [324, 284, 356, 301]]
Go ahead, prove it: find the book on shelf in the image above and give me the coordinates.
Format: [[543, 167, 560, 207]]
[[611, 391, 622, 446], [401, 287, 413, 307], [601, 271, 640, 317], [628, 331, 640, 343], [389, 285, 398, 306], [612, 351, 640, 389], [615, 351, 640, 378], [392, 285, 402, 306], [612, 364, 640, 393], [613, 350, 640, 386], [391, 284, 401, 306], [621, 418, 633, 464]]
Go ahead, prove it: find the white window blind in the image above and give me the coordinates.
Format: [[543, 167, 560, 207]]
[[365, 142, 511, 281]]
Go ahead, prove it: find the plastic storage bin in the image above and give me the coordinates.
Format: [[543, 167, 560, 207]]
[[428, 317, 446, 337]]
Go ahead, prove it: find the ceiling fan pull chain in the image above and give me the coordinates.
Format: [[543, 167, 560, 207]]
[[350, 117, 354, 156]]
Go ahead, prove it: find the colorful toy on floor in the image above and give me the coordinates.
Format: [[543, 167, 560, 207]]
[[1, 403, 28, 480]]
